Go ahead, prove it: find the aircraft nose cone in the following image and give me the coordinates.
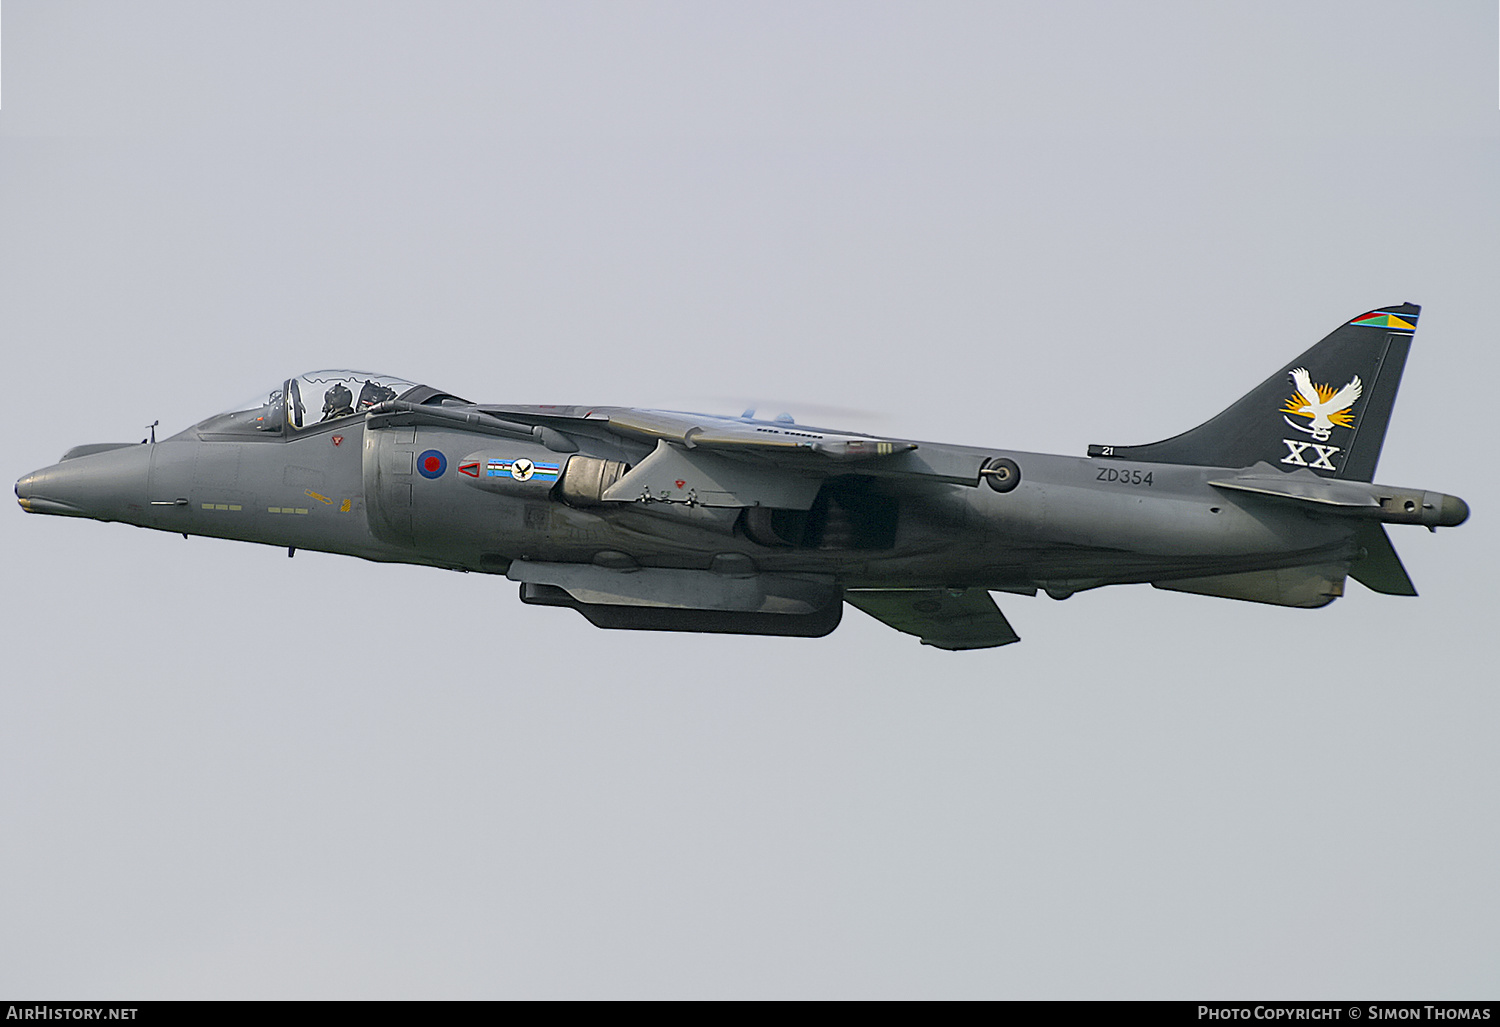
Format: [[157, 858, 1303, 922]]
[[15, 468, 50, 511], [15, 445, 153, 520]]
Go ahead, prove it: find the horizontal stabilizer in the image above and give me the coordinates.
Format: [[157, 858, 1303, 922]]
[[1209, 465, 1382, 508], [845, 588, 1020, 650], [1209, 464, 1469, 528], [1349, 522, 1418, 596]]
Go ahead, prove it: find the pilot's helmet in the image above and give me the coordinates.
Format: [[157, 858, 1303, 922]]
[[322, 382, 354, 419]]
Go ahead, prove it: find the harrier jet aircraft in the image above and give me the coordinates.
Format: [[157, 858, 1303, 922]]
[[15, 303, 1468, 650]]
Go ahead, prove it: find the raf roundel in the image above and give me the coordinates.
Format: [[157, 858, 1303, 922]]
[[417, 449, 447, 479]]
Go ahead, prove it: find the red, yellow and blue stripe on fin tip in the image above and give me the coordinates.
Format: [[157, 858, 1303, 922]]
[[1350, 311, 1417, 332]]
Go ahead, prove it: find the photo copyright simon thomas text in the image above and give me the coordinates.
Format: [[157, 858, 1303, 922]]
[[1199, 1009, 1492, 1021]]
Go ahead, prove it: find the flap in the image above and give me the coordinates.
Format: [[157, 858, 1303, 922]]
[[844, 589, 1021, 650]]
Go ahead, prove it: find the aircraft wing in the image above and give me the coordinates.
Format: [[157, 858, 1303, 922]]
[[844, 588, 1021, 650], [465, 404, 989, 506], [601, 409, 918, 462], [480, 404, 915, 460]]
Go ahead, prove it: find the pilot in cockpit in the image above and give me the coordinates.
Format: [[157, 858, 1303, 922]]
[[357, 380, 398, 410], [321, 383, 355, 421]]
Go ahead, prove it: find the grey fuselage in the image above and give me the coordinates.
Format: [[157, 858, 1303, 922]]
[[19, 306, 1473, 647], [16, 408, 1357, 598]]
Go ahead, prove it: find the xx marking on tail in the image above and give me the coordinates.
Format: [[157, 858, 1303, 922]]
[[1281, 439, 1341, 471]]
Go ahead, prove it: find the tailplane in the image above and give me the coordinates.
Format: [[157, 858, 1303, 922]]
[[1089, 303, 1418, 481]]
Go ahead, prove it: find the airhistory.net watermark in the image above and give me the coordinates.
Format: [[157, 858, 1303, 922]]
[[5, 1009, 138, 1022]]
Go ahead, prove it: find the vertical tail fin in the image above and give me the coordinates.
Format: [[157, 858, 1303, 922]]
[[1088, 303, 1417, 481]]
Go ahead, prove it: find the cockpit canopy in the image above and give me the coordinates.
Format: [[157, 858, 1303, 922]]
[[195, 371, 422, 435]]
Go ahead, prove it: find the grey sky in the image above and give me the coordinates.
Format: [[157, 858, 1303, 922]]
[[2, 1, 1496, 999]]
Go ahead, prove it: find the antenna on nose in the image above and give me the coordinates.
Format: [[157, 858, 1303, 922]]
[[143, 420, 159, 444]]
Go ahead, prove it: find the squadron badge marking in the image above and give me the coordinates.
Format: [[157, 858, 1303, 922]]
[[486, 458, 562, 484], [1281, 367, 1361, 442]]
